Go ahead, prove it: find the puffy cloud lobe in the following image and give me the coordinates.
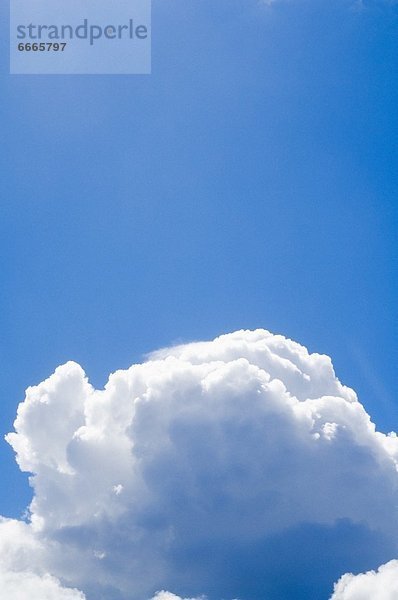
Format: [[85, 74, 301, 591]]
[[331, 560, 398, 599], [0, 518, 84, 599], [0, 518, 85, 599], [3, 329, 398, 599], [0, 570, 86, 600]]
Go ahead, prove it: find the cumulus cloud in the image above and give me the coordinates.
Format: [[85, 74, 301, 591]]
[[331, 559, 398, 599], [0, 570, 85, 600], [2, 329, 398, 599]]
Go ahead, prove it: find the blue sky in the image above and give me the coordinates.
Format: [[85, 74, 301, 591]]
[[1, 0, 398, 572]]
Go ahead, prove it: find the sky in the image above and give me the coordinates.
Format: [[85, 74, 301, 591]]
[[1, 0, 398, 598]]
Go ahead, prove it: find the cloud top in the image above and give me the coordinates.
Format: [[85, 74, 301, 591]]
[[0, 570, 85, 600], [331, 559, 398, 599]]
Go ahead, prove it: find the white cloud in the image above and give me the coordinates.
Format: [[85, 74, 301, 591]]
[[331, 560, 398, 599], [150, 593, 204, 600], [0, 571, 85, 600], [0, 518, 85, 599], [2, 329, 398, 598], [0, 571, 86, 600]]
